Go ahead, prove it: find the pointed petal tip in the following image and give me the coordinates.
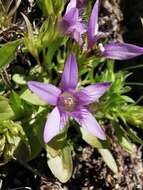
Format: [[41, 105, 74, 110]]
[[77, 82, 112, 105], [43, 133, 50, 144], [103, 82, 112, 88], [73, 108, 106, 140], [88, 0, 100, 48], [61, 53, 78, 90], [98, 131, 106, 140], [104, 42, 143, 60], [66, 0, 77, 14]]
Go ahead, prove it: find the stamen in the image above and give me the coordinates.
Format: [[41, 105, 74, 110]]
[[98, 43, 105, 52], [58, 92, 77, 112]]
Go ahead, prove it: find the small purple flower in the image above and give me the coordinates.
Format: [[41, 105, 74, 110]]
[[77, 0, 88, 9], [61, 0, 86, 45], [102, 42, 143, 60], [88, 0, 143, 60], [28, 53, 111, 143], [88, 0, 99, 49]]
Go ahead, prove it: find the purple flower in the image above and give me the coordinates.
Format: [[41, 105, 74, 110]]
[[88, 0, 143, 60], [61, 0, 86, 45], [102, 42, 143, 60], [28, 53, 111, 143], [77, 0, 88, 9], [88, 0, 99, 49]]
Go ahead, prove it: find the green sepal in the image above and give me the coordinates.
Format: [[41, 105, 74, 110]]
[[47, 144, 73, 183], [114, 125, 134, 153], [80, 127, 110, 149], [98, 149, 118, 173]]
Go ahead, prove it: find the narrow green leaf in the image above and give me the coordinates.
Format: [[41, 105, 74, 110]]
[[44, 37, 64, 65], [98, 149, 118, 173], [9, 91, 23, 116], [0, 40, 21, 70], [114, 125, 134, 153], [127, 127, 143, 144], [38, 0, 54, 16], [121, 95, 135, 103], [8, 0, 21, 17]]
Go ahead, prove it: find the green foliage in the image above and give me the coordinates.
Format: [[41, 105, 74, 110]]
[[45, 129, 73, 182], [38, 0, 65, 16], [20, 89, 47, 106], [80, 127, 110, 149], [114, 124, 134, 153], [0, 96, 15, 121], [47, 144, 73, 183], [22, 14, 41, 66], [94, 60, 143, 153], [46, 130, 68, 157], [0, 0, 21, 29], [0, 40, 21, 70], [98, 149, 118, 173], [0, 120, 28, 165], [43, 125, 74, 182]]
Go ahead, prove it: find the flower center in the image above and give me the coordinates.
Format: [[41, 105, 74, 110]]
[[98, 43, 105, 53], [58, 92, 77, 112]]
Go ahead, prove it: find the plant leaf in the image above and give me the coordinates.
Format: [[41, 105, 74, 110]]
[[46, 131, 67, 157], [0, 120, 29, 165], [98, 149, 118, 173], [38, 0, 54, 16], [114, 125, 134, 153], [127, 127, 143, 144], [22, 109, 46, 161], [47, 144, 73, 183], [20, 89, 47, 106], [0, 40, 21, 70], [12, 74, 27, 85], [0, 96, 15, 121], [80, 127, 110, 149]]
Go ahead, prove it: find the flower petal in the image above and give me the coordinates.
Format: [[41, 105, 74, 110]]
[[77, 0, 88, 9], [28, 81, 61, 105], [44, 107, 68, 143], [63, 7, 86, 44], [70, 22, 86, 44], [76, 82, 111, 105], [64, 8, 79, 26], [103, 42, 143, 60], [61, 53, 78, 91], [88, 0, 99, 49], [66, 0, 76, 14], [72, 108, 106, 140]]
